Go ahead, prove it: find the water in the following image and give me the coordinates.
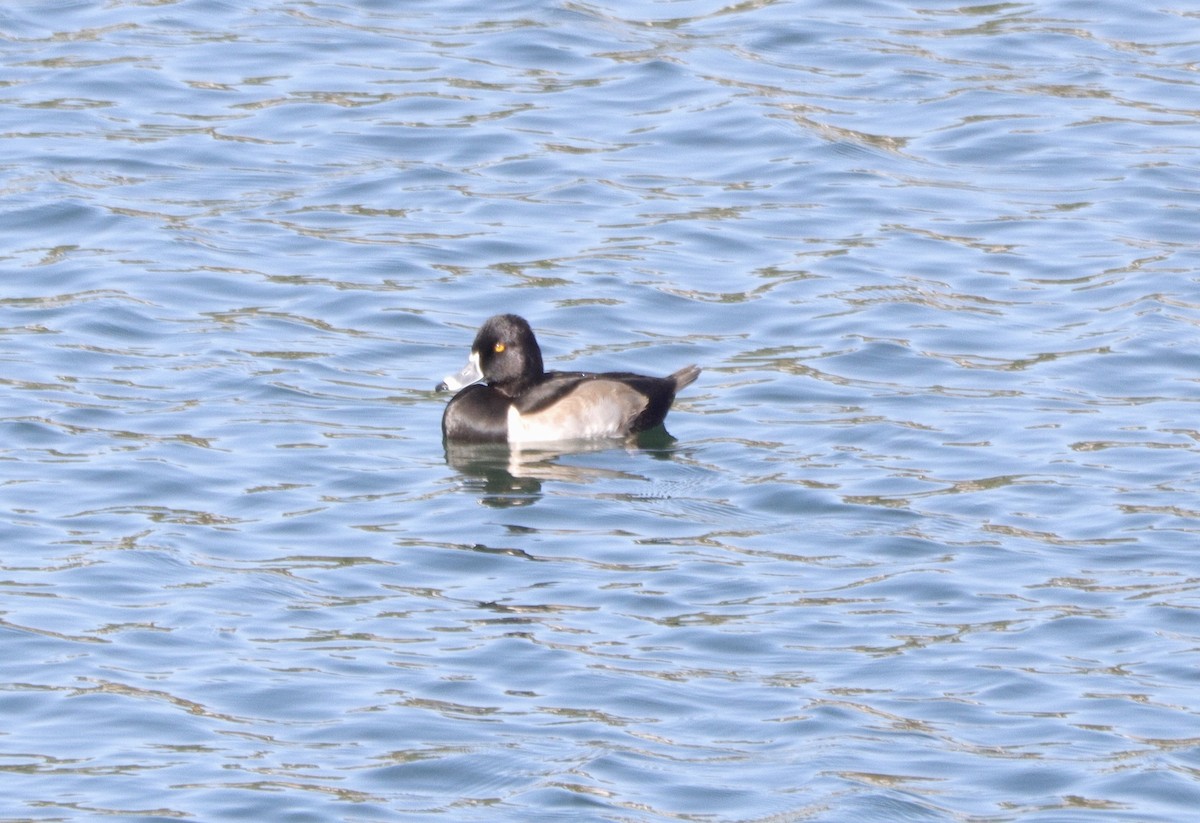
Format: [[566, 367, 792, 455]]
[[3, 1, 1199, 820]]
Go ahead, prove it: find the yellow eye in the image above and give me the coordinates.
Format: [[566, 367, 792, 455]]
[[493, 342, 506, 354]]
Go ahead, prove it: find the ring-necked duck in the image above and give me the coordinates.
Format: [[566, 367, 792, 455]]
[[438, 314, 700, 444]]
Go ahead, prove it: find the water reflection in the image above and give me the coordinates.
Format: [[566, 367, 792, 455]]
[[443, 430, 680, 507]]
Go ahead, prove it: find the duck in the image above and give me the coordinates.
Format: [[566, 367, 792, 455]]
[[438, 314, 700, 444]]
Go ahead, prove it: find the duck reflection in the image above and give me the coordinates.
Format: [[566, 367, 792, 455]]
[[443, 428, 679, 508]]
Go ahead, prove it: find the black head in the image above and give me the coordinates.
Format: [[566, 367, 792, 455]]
[[472, 314, 544, 392]]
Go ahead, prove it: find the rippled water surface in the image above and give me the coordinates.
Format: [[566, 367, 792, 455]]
[[3, 1, 1200, 820]]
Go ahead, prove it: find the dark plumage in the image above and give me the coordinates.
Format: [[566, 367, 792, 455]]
[[438, 314, 699, 444]]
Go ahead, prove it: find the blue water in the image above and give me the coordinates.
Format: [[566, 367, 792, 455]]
[[3, 1, 1200, 820]]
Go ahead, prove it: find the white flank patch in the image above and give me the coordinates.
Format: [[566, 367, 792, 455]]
[[506, 381, 645, 444]]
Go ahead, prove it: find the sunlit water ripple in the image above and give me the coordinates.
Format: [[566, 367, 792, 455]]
[[2, 1, 1199, 820]]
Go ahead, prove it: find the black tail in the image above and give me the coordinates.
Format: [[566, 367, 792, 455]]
[[669, 365, 701, 391]]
